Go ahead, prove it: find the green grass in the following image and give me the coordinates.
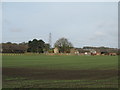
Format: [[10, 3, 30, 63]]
[[2, 54, 118, 88], [3, 79, 118, 88], [2, 55, 118, 70]]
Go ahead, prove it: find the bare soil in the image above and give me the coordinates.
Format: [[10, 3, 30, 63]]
[[2, 68, 118, 80]]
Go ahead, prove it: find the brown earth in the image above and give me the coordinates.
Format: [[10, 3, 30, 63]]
[[2, 68, 118, 80]]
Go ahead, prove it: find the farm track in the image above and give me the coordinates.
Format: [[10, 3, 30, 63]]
[[2, 68, 118, 80]]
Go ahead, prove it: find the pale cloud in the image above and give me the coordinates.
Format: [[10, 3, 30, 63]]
[[10, 28, 22, 32], [94, 31, 106, 37], [89, 31, 106, 42], [2, 0, 119, 2]]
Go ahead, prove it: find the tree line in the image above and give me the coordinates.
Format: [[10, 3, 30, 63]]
[[1, 42, 28, 53], [1, 38, 73, 53], [1, 39, 50, 53], [0, 38, 119, 54]]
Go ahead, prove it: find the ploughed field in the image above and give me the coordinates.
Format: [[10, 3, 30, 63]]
[[2, 54, 118, 88]]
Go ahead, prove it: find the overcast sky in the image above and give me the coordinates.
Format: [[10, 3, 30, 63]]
[[2, 2, 118, 48]]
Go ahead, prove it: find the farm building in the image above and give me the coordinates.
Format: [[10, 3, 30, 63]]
[[54, 47, 59, 54], [70, 48, 79, 55]]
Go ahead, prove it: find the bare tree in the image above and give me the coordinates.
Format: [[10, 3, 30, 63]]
[[54, 37, 73, 53]]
